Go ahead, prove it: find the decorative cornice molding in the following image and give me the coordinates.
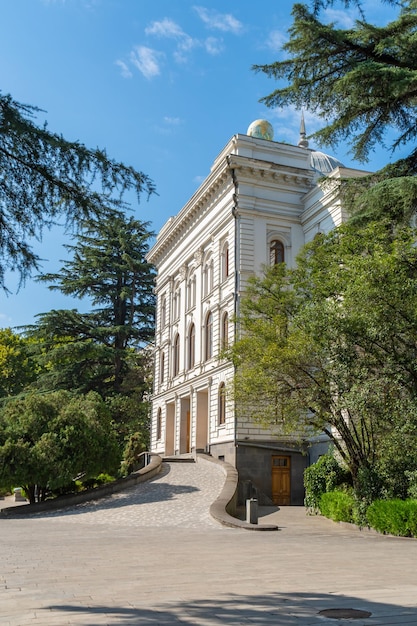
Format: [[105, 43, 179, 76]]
[[148, 142, 315, 265]]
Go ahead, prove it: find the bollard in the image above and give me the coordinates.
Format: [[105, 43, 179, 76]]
[[246, 498, 258, 524], [14, 487, 25, 502]]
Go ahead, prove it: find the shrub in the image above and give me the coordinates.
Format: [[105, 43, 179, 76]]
[[366, 499, 417, 537], [319, 490, 355, 523], [405, 470, 417, 499], [304, 452, 351, 513], [120, 431, 148, 476]]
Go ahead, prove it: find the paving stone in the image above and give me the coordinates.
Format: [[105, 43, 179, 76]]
[[1, 460, 417, 625]]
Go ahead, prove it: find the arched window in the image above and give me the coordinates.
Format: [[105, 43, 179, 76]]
[[187, 271, 196, 309], [160, 295, 166, 329], [205, 312, 213, 361], [187, 323, 195, 370], [160, 351, 165, 383], [173, 333, 180, 377], [218, 382, 226, 425], [221, 311, 229, 350], [221, 242, 229, 282], [203, 256, 213, 297], [270, 239, 285, 265], [173, 282, 181, 319], [156, 408, 162, 440]]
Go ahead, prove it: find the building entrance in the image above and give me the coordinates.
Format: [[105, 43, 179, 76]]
[[271, 455, 291, 505]]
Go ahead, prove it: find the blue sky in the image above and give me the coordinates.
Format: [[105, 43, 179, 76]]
[[1, 0, 400, 328]]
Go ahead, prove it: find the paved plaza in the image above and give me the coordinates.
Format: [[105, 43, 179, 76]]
[[1, 460, 417, 625]]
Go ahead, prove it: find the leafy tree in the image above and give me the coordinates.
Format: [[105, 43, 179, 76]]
[[28, 213, 155, 395], [246, 0, 417, 501], [0, 92, 155, 289], [231, 221, 417, 500], [0, 390, 119, 503], [0, 328, 38, 397]]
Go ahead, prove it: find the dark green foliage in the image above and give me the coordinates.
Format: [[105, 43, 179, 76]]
[[366, 499, 417, 537], [319, 490, 356, 523], [254, 0, 417, 229], [0, 390, 120, 503], [106, 393, 150, 454], [0, 92, 155, 289], [232, 220, 417, 501], [304, 452, 351, 512], [28, 213, 155, 395], [121, 432, 148, 475], [405, 470, 417, 499], [254, 0, 417, 164]]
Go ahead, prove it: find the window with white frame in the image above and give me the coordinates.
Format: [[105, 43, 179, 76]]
[[187, 323, 195, 370], [203, 256, 214, 297], [160, 294, 167, 329], [173, 333, 180, 376], [205, 311, 213, 361], [156, 407, 162, 440], [221, 241, 229, 282], [160, 351, 165, 383], [173, 281, 181, 320], [221, 311, 229, 350], [187, 271, 196, 309], [270, 239, 285, 265], [218, 382, 226, 425]]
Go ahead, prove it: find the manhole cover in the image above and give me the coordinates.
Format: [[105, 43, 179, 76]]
[[318, 608, 372, 619]]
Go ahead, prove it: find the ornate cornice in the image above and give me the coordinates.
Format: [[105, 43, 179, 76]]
[[148, 138, 315, 266]]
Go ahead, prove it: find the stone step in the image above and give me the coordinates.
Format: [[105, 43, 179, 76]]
[[162, 454, 195, 463]]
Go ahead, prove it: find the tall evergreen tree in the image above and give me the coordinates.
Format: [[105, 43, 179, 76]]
[[254, 1, 417, 226], [254, 0, 417, 166], [0, 92, 155, 289], [29, 213, 155, 395]]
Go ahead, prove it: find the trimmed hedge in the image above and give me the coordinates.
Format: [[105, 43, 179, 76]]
[[319, 492, 417, 537], [319, 491, 355, 523], [366, 499, 417, 537]]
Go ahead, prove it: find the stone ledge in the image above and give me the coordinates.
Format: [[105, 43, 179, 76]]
[[197, 453, 278, 531], [0, 453, 162, 517]]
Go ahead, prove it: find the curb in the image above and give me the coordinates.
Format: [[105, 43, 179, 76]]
[[197, 453, 278, 531]]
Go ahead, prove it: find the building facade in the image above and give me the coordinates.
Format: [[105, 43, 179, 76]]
[[147, 120, 369, 505]]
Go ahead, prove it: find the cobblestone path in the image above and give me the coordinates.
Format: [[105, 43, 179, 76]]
[[30, 460, 226, 529]]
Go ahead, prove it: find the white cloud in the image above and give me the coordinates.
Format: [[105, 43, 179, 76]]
[[145, 17, 198, 64], [204, 37, 224, 56], [323, 8, 356, 28], [265, 30, 287, 53], [130, 46, 162, 79], [268, 106, 326, 146], [115, 60, 132, 79], [153, 116, 184, 136], [164, 116, 182, 126], [145, 18, 186, 39], [193, 6, 243, 34]]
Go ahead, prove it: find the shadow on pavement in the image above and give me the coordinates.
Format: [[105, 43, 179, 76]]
[[46, 590, 417, 624], [1, 464, 200, 520]]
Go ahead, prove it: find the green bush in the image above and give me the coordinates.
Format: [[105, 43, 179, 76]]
[[405, 470, 417, 499], [319, 490, 355, 523], [304, 452, 351, 513], [366, 499, 417, 537], [120, 431, 147, 476]]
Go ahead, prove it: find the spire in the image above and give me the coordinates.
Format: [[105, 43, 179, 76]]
[[298, 110, 309, 148]]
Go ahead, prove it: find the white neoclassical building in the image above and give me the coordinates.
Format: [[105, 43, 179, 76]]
[[147, 119, 369, 505]]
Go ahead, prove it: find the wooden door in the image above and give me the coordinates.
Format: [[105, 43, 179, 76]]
[[271, 455, 291, 505]]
